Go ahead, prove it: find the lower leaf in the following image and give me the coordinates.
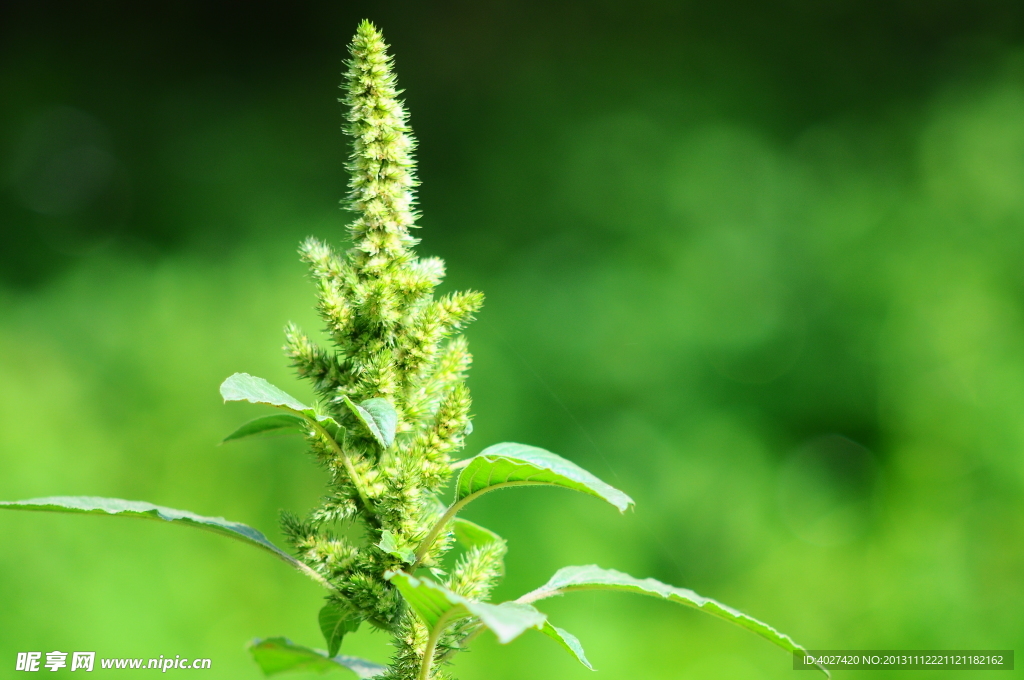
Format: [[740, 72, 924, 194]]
[[388, 571, 592, 670], [222, 414, 306, 443], [0, 496, 334, 591], [519, 565, 828, 677], [249, 638, 385, 678]]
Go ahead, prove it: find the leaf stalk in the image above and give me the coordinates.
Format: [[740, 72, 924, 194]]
[[297, 411, 378, 526], [411, 481, 543, 569]]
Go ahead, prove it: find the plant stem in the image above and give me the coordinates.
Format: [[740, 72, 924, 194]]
[[418, 616, 450, 680], [300, 414, 377, 525], [276, 552, 341, 593], [411, 496, 473, 569], [411, 481, 549, 569], [436, 623, 483, 664]]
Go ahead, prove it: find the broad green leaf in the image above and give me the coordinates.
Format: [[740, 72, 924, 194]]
[[452, 517, 504, 551], [456, 443, 633, 512], [385, 571, 463, 630], [249, 637, 384, 678], [342, 396, 397, 449], [468, 601, 547, 645], [386, 571, 546, 644], [221, 373, 340, 435], [413, 447, 629, 567], [0, 496, 332, 590], [539, 622, 594, 671], [376, 530, 416, 563], [222, 414, 306, 443], [319, 603, 361, 657], [520, 565, 826, 676], [221, 373, 310, 413]]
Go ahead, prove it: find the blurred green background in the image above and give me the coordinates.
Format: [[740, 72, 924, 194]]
[[2, 1, 1023, 678]]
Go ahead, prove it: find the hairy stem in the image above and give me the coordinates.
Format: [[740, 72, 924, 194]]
[[418, 614, 454, 680], [436, 622, 484, 664], [411, 481, 559, 569], [412, 497, 472, 569], [299, 413, 377, 526], [278, 553, 342, 593]]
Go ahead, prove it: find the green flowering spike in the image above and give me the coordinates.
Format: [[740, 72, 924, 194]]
[[343, 20, 420, 273], [266, 20, 489, 669]]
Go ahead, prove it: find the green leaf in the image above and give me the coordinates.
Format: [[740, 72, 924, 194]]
[[249, 637, 385, 678], [456, 443, 633, 512], [222, 414, 306, 443], [221, 373, 310, 413], [342, 396, 397, 449], [376, 530, 416, 564], [452, 517, 504, 551], [221, 373, 340, 434], [412, 446, 629, 568], [468, 601, 547, 645], [0, 496, 334, 591], [539, 622, 594, 671], [519, 565, 826, 676], [386, 571, 546, 644], [319, 603, 361, 657]]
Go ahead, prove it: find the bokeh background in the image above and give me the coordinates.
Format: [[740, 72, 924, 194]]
[[2, 1, 1023, 678]]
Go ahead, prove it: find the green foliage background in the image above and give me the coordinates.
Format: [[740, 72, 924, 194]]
[[1, 2, 1022, 677]]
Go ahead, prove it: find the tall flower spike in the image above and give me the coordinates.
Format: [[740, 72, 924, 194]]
[[277, 21, 489, 668], [342, 20, 420, 273]]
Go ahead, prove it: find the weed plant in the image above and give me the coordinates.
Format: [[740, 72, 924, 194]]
[[0, 21, 823, 680]]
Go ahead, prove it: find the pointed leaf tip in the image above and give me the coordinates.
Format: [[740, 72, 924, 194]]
[[540, 622, 595, 671], [319, 603, 361, 658], [456, 443, 633, 512]]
